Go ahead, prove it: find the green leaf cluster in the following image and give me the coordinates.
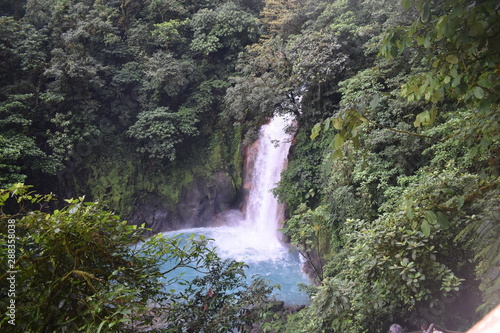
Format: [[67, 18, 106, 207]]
[[0, 184, 275, 332], [232, 0, 499, 330], [127, 107, 199, 161], [0, 0, 263, 191]]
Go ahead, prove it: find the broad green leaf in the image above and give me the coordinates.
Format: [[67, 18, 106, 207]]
[[310, 122, 321, 140], [473, 86, 484, 99], [324, 117, 331, 131], [457, 196, 465, 210], [430, 77, 439, 90], [445, 55, 459, 64], [332, 149, 343, 161], [423, 34, 431, 48], [0, 192, 9, 204], [477, 76, 493, 88], [425, 210, 437, 224], [421, 3, 431, 22], [421, 220, 431, 237], [436, 211, 449, 228], [409, 19, 419, 34], [469, 22, 484, 37], [451, 74, 462, 87], [414, 113, 422, 127], [97, 320, 107, 333], [333, 117, 343, 130], [414, 110, 431, 127], [406, 207, 415, 220], [333, 133, 344, 149]]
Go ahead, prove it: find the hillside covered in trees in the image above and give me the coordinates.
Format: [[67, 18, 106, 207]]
[[1, 0, 499, 332]]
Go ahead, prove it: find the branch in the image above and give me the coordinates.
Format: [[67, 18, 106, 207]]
[[365, 118, 436, 140], [465, 182, 499, 203], [424, 323, 435, 333], [160, 265, 209, 276]]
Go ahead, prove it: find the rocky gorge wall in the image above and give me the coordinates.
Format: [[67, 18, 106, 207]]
[[49, 128, 244, 235], [128, 171, 239, 234]]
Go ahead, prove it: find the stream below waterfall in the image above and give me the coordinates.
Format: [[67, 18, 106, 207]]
[[161, 113, 310, 305]]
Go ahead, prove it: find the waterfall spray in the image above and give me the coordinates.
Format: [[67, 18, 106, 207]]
[[240, 114, 295, 251], [161, 112, 309, 304]]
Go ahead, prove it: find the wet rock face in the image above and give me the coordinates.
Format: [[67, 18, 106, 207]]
[[129, 195, 176, 234], [128, 172, 237, 234]]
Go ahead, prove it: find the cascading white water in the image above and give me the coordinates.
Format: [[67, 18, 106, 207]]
[[160, 113, 309, 304], [243, 113, 293, 247], [212, 113, 296, 260]]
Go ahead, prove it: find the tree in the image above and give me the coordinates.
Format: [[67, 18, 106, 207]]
[[127, 107, 199, 161], [272, 0, 497, 330], [260, 0, 303, 37], [139, 50, 194, 106], [383, 0, 499, 102], [189, 1, 261, 57], [282, 204, 335, 282], [381, 1, 500, 314], [0, 184, 274, 332], [0, 17, 58, 188]]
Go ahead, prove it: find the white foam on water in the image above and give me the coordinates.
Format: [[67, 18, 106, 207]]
[[160, 113, 310, 305]]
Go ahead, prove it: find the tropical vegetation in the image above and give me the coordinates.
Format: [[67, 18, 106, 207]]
[[1, 0, 498, 332]]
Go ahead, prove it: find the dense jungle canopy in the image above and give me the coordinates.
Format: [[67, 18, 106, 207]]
[[0, 0, 499, 332]]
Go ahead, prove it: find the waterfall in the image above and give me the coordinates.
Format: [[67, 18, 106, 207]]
[[160, 112, 309, 304], [245, 114, 293, 238], [239, 113, 295, 253]]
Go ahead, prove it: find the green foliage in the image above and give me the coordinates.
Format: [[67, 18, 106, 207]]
[[282, 204, 336, 281], [146, 0, 190, 22], [455, 188, 500, 315], [264, 0, 498, 330], [2, 0, 499, 330], [273, 127, 327, 211], [260, 0, 303, 37], [295, 135, 478, 330], [381, 0, 499, 157], [0, 132, 45, 186], [0, 184, 275, 332], [288, 199, 468, 332], [0, 93, 58, 188], [190, 2, 261, 56], [0, 18, 58, 187], [383, 0, 499, 105], [163, 259, 275, 332], [285, 31, 352, 86], [224, 70, 287, 140], [140, 51, 194, 103], [228, 0, 410, 141], [1, 0, 263, 198], [127, 107, 199, 161], [152, 19, 190, 48]]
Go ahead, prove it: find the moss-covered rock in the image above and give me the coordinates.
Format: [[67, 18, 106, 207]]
[[55, 126, 244, 234]]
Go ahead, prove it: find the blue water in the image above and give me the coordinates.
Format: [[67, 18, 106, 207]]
[[159, 227, 311, 305], [148, 114, 311, 306]]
